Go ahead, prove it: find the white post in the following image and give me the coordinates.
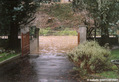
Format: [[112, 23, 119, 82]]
[[78, 25, 87, 44]]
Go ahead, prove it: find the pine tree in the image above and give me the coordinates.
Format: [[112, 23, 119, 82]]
[[0, 0, 38, 50]]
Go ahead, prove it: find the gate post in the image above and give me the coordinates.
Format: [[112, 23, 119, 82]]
[[21, 27, 30, 56], [36, 28, 40, 52], [78, 25, 87, 44], [78, 32, 80, 44]]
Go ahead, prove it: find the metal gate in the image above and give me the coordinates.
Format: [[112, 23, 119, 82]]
[[21, 32, 30, 56]]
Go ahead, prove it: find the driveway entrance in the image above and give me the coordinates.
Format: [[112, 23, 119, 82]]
[[0, 36, 79, 82]]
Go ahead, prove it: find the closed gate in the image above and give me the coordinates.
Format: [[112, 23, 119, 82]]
[[21, 32, 30, 56]]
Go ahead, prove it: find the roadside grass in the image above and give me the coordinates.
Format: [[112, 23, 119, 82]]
[[39, 28, 77, 36], [110, 49, 119, 60], [98, 71, 118, 79], [54, 29, 77, 36], [40, 28, 50, 36], [98, 49, 119, 79], [0, 53, 17, 62]]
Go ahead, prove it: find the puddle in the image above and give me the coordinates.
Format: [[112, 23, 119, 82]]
[[0, 36, 78, 82]]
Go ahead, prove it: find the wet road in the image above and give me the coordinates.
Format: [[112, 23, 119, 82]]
[[0, 36, 78, 82]]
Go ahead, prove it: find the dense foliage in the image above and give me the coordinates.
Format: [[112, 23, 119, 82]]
[[68, 41, 111, 74], [0, 0, 38, 49], [72, 0, 119, 44], [73, 0, 119, 27]]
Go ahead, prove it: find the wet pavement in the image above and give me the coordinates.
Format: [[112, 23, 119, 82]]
[[0, 36, 78, 82]]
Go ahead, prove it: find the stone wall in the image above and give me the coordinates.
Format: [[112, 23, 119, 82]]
[[30, 38, 39, 53]]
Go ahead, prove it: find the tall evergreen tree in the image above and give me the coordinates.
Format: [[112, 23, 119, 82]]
[[0, 0, 38, 50]]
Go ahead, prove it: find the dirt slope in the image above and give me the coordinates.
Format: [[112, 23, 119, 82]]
[[34, 3, 86, 30]]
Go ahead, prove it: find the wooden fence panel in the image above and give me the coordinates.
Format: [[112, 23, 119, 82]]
[[21, 32, 30, 56]]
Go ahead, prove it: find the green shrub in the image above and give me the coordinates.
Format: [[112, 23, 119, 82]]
[[39, 28, 50, 36], [39, 28, 77, 36], [68, 41, 111, 74]]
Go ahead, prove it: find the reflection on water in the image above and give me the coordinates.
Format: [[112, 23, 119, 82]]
[[0, 36, 78, 82], [39, 36, 78, 55], [0, 58, 39, 82]]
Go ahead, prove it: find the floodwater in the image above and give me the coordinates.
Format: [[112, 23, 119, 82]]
[[0, 36, 78, 82], [39, 36, 78, 55]]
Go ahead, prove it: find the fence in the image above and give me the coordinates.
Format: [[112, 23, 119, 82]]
[[78, 26, 119, 45]]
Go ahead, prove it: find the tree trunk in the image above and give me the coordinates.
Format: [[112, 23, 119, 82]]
[[8, 22, 19, 50], [101, 24, 109, 46]]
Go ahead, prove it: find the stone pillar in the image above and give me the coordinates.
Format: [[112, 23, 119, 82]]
[[78, 25, 87, 44], [36, 28, 40, 52]]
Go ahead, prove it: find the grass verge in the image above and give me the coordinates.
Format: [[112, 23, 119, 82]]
[[99, 71, 118, 79], [39, 28, 77, 36], [110, 49, 119, 60], [98, 49, 119, 79], [0, 53, 17, 62]]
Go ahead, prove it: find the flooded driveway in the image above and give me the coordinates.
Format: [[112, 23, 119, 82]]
[[0, 36, 78, 82], [39, 36, 78, 54]]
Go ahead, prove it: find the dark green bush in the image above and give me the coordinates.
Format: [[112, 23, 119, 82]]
[[68, 41, 111, 74]]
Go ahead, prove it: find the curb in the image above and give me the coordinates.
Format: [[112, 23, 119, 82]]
[[0, 54, 21, 66], [0, 54, 29, 75]]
